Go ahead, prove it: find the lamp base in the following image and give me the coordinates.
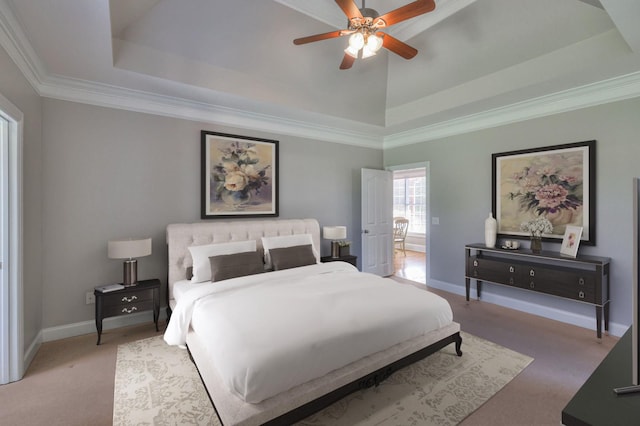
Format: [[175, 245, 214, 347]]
[[331, 241, 340, 258], [123, 259, 138, 287]]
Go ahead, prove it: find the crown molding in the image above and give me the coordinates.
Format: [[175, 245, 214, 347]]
[[0, 0, 46, 91], [38, 74, 384, 149], [383, 70, 640, 149]]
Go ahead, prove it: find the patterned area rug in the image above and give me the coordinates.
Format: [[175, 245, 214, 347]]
[[113, 332, 532, 425]]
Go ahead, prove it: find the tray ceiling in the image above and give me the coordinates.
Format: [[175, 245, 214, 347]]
[[1, 0, 639, 148]]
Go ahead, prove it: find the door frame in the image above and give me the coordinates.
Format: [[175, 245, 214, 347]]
[[386, 162, 430, 284], [0, 92, 24, 384]]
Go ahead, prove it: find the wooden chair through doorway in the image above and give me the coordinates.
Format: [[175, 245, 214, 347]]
[[393, 217, 409, 256]]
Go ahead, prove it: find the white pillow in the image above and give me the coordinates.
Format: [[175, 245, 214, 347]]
[[188, 240, 257, 283], [261, 234, 319, 269]]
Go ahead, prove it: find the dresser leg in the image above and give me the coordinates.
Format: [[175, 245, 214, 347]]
[[595, 306, 602, 340]]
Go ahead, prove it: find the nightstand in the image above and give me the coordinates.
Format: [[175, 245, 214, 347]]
[[321, 255, 358, 267], [94, 278, 160, 345]]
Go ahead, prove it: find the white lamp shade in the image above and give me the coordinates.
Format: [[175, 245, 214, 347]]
[[323, 226, 347, 240], [108, 238, 152, 259]]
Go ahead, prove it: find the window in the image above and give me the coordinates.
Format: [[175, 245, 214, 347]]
[[393, 169, 426, 234]]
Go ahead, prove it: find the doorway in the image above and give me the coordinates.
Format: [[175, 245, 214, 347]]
[[388, 163, 429, 285]]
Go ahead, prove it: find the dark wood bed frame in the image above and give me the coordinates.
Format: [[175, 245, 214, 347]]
[[188, 331, 463, 425]]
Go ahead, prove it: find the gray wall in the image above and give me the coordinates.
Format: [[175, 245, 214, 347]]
[[0, 46, 43, 354], [384, 97, 640, 334], [41, 99, 381, 328]]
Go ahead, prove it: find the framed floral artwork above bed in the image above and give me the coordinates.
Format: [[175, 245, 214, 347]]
[[201, 131, 279, 218], [492, 140, 596, 245]]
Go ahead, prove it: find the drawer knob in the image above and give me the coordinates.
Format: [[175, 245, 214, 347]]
[[509, 266, 515, 273], [578, 291, 585, 299], [529, 282, 535, 289], [121, 307, 138, 314], [578, 277, 585, 285], [529, 269, 535, 277], [122, 295, 138, 303], [473, 260, 478, 267]]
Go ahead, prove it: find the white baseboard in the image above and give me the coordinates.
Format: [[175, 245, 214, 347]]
[[428, 279, 627, 338], [405, 243, 426, 253], [41, 310, 168, 343]]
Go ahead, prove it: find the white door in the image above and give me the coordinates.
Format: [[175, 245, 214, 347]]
[[361, 168, 393, 276]]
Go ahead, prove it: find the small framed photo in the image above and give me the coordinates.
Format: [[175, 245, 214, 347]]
[[560, 225, 583, 257]]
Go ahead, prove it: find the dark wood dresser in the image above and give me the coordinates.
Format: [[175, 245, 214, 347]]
[[465, 243, 611, 338]]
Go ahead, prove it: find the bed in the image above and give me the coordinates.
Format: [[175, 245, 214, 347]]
[[164, 218, 462, 425]]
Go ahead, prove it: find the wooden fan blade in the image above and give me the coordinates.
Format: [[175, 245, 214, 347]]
[[380, 33, 418, 59], [374, 0, 435, 28], [339, 53, 356, 70], [335, 0, 363, 20], [294, 30, 348, 45]]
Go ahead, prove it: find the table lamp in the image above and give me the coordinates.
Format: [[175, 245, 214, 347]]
[[108, 237, 152, 286], [323, 226, 347, 258]]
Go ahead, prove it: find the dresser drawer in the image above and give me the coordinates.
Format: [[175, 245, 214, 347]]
[[466, 256, 523, 287], [525, 266, 596, 303]]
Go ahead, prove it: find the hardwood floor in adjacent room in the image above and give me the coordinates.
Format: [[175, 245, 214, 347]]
[[393, 249, 426, 284]]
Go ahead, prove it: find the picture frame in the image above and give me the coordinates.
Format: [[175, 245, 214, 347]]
[[560, 225, 583, 257], [492, 140, 595, 245], [201, 131, 279, 219]]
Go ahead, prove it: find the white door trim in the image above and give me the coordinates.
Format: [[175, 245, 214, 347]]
[[0, 92, 24, 384]]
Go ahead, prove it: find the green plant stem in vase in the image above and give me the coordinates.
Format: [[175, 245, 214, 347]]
[[530, 236, 542, 254]]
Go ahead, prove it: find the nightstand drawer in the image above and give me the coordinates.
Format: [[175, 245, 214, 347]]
[[101, 300, 155, 317], [101, 289, 154, 307]]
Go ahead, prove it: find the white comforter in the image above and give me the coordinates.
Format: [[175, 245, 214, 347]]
[[164, 262, 453, 404]]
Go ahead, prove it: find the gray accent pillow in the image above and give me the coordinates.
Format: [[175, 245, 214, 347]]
[[209, 251, 264, 282], [269, 244, 317, 271]]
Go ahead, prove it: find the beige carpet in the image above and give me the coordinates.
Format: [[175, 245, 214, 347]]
[[113, 332, 532, 426]]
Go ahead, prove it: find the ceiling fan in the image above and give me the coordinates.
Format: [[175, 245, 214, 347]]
[[293, 0, 436, 70]]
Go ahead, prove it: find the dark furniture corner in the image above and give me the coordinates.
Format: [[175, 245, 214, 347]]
[[465, 243, 610, 338], [321, 254, 358, 268], [562, 328, 639, 425], [94, 278, 160, 345]]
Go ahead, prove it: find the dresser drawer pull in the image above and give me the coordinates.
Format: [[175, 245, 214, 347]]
[[578, 277, 585, 285], [122, 295, 138, 303], [473, 260, 478, 267], [529, 269, 535, 277], [529, 282, 535, 289], [578, 291, 585, 299], [509, 277, 514, 285], [121, 307, 138, 314], [509, 266, 515, 273]]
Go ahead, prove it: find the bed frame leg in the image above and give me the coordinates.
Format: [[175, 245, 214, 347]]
[[454, 332, 463, 356]]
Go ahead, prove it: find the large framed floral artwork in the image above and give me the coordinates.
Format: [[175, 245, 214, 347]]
[[492, 140, 596, 245], [201, 131, 278, 218]]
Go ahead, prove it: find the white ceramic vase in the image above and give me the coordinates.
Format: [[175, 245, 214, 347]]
[[484, 212, 497, 248]]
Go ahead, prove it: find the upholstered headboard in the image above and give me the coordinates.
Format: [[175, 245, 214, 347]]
[[166, 218, 321, 300]]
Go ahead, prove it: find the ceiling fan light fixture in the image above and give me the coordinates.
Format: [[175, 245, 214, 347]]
[[348, 32, 365, 50], [366, 34, 383, 52], [344, 45, 360, 58], [361, 45, 376, 58]]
